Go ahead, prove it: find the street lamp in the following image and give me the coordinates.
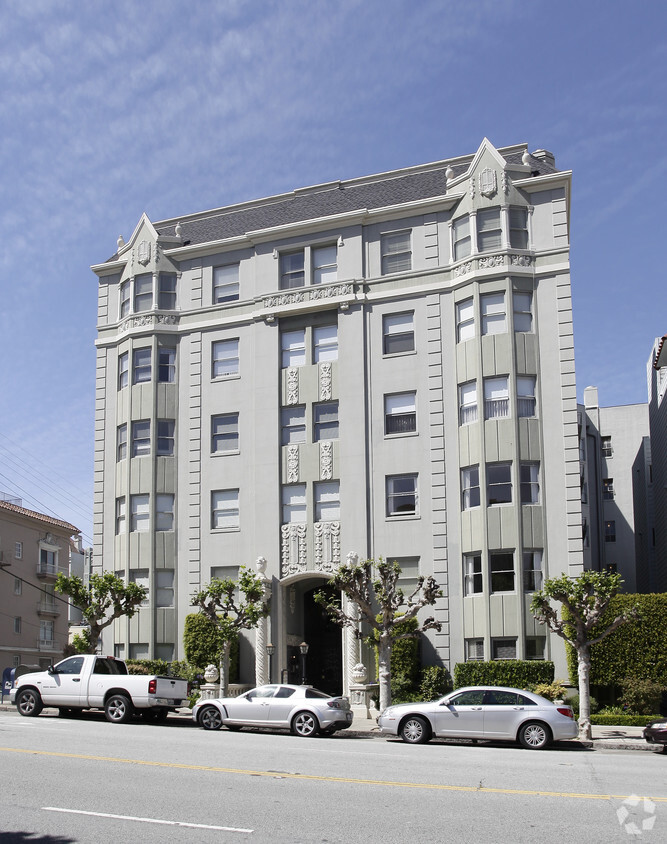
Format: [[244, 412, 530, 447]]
[[266, 642, 274, 682], [299, 641, 309, 685]]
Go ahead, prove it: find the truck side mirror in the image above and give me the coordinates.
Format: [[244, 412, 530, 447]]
[[47, 665, 56, 675]]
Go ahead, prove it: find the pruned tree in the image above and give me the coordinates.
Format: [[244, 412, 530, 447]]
[[530, 570, 638, 740], [55, 571, 147, 654], [315, 554, 443, 712], [190, 567, 270, 695]]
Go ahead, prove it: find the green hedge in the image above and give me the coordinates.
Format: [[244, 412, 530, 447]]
[[454, 660, 554, 689], [565, 593, 667, 686], [591, 714, 660, 727]]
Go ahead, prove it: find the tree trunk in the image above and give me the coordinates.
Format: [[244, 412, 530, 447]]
[[378, 634, 392, 712], [219, 639, 231, 697], [577, 645, 592, 741]]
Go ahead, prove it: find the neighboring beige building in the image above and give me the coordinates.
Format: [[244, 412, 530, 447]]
[[91, 138, 582, 687], [0, 498, 80, 670]]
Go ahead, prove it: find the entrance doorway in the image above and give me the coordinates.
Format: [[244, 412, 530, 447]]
[[302, 585, 342, 695]]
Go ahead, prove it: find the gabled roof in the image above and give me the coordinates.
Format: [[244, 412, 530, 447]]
[[101, 141, 558, 263], [655, 335, 667, 369], [0, 500, 80, 535]]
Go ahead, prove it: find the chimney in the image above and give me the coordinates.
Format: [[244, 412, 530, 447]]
[[531, 149, 556, 169]]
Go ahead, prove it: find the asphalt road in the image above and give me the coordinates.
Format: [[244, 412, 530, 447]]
[[0, 710, 665, 844]]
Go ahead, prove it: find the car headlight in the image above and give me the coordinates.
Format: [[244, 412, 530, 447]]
[[649, 722, 667, 729], [380, 707, 396, 718]]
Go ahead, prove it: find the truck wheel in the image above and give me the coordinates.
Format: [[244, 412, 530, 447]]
[[105, 694, 134, 723], [17, 689, 43, 717]]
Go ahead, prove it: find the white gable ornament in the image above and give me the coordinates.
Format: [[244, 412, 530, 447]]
[[479, 168, 497, 198], [137, 240, 151, 266]]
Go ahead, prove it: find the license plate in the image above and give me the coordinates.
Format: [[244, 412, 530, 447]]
[[346, 712, 352, 721]]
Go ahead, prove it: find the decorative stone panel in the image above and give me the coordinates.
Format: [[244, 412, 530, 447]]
[[314, 521, 340, 572], [286, 367, 299, 405], [281, 524, 307, 576], [319, 362, 332, 400], [319, 441, 333, 480]]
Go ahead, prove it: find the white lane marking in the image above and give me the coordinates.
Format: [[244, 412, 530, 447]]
[[43, 807, 252, 833]]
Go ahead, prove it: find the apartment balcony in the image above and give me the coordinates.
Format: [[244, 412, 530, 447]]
[[36, 563, 67, 580], [36, 601, 60, 617], [37, 639, 58, 652]]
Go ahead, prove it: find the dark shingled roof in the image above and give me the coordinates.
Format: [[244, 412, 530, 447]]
[[107, 148, 557, 261]]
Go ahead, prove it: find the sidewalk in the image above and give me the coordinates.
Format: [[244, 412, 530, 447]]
[[0, 702, 659, 751]]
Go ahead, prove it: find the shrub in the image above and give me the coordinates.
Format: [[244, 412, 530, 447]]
[[531, 680, 568, 702], [565, 694, 598, 717], [591, 713, 659, 727], [454, 660, 554, 689], [619, 677, 665, 715], [419, 666, 453, 700], [182, 613, 239, 682], [391, 674, 417, 704]]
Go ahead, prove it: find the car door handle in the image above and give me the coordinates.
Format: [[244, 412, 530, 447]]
[[513, 706, 524, 710], [73, 679, 80, 683], [472, 706, 483, 710]]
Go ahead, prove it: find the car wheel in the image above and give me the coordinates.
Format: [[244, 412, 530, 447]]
[[518, 721, 552, 750], [399, 715, 431, 744], [105, 694, 134, 724], [198, 705, 223, 731], [16, 689, 43, 718], [291, 711, 319, 737]]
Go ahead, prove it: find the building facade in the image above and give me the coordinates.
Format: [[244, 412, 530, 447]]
[[647, 336, 667, 592], [0, 498, 80, 670], [91, 138, 582, 687]]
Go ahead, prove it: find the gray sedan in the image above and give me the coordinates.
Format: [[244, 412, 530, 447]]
[[377, 686, 578, 749], [192, 684, 353, 737]]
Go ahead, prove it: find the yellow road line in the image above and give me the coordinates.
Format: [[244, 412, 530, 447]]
[[2, 746, 666, 803]]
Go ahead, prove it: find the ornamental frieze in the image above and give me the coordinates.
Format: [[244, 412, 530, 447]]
[[453, 261, 473, 277], [314, 520, 341, 572], [263, 292, 306, 308], [281, 524, 307, 577], [319, 362, 332, 400], [286, 367, 299, 405], [287, 445, 299, 483], [118, 314, 179, 333], [478, 254, 505, 269], [510, 254, 534, 267], [320, 441, 333, 480], [310, 283, 354, 300]]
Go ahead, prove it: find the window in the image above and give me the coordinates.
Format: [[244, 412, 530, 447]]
[[129, 643, 149, 660], [39, 549, 57, 575], [520, 463, 540, 504], [492, 638, 517, 660], [13, 617, 21, 634], [456, 298, 475, 342], [313, 245, 337, 285], [605, 520, 616, 542], [313, 324, 338, 362], [158, 273, 177, 309], [212, 339, 239, 378], [601, 436, 613, 457], [214, 264, 240, 303], [517, 376, 536, 418], [156, 419, 175, 456], [282, 484, 306, 523], [383, 312, 414, 355], [484, 376, 509, 419], [386, 474, 418, 517], [280, 251, 305, 289], [453, 215, 471, 260], [481, 292, 506, 334], [156, 494, 174, 531], [314, 402, 339, 441], [117, 424, 127, 461], [119, 281, 130, 318], [211, 413, 239, 454], [115, 497, 126, 534], [487, 463, 512, 505], [14, 577, 21, 595], [525, 637, 546, 660], [513, 291, 533, 332], [381, 230, 411, 274], [477, 207, 502, 251], [394, 557, 420, 589], [602, 478, 614, 500], [134, 273, 153, 312], [39, 620, 54, 646], [490, 552, 515, 592], [281, 329, 306, 368], [464, 553, 482, 595], [523, 550, 543, 591], [461, 466, 480, 509], [314, 481, 340, 521], [465, 639, 484, 661], [385, 392, 416, 435], [118, 352, 129, 390], [130, 569, 149, 605], [510, 207, 529, 249], [130, 494, 150, 532], [15, 542, 22, 560], [459, 382, 478, 425], [158, 347, 176, 383], [211, 489, 239, 530], [281, 406, 306, 445], [133, 348, 151, 384], [131, 420, 151, 457]]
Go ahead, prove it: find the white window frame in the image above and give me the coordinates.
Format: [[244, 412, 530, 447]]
[[117, 424, 127, 461], [14, 577, 22, 595], [133, 273, 153, 313], [119, 280, 130, 319], [513, 291, 533, 332], [211, 489, 240, 530], [118, 352, 129, 390], [282, 484, 307, 524], [211, 413, 239, 454], [156, 494, 174, 532], [520, 463, 540, 504], [476, 207, 502, 252], [314, 481, 340, 521], [213, 263, 240, 303], [464, 553, 482, 595], [492, 638, 517, 660], [280, 250, 305, 289], [133, 348, 152, 384], [313, 401, 339, 441], [381, 230, 412, 275], [459, 381, 478, 425], [130, 494, 150, 533], [490, 551, 515, 593], [523, 550, 543, 592], [157, 419, 175, 456], [281, 406, 306, 445], [382, 312, 415, 355], [481, 292, 506, 334], [313, 324, 338, 362], [484, 376, 509, 419], [487, 462, 512, 506], [131, 420, 151, 457], [509, 207, 529, 249], [386, 474, 418, 518], [130, 569, 150, 606], [158, 272, 177, 310], [517, 376, 536, 418], [461, 466, 480, 510], [281, 329, 306, 368], [452, 215, 471, 260], [312, 245, 337, 285], [115, 497, 126, 535], [158, 347, 176, 383], [212, 339, 239, 378], [384, 392, 416, 436], [456, 298, 475, 342], [14, 542, 22, 560], [465, 638, 484, 661]]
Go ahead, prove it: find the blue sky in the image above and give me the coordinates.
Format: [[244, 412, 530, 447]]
[[0, 0, 665, 545]]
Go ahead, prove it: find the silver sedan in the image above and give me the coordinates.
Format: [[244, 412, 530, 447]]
[[377, 686, 578, 749], [192, 684, 353, 737]]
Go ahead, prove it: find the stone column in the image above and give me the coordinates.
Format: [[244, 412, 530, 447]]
[[254, 556, 270, 685]]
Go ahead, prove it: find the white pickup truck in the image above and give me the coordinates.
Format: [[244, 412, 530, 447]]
[[10, 654, 188, 723]]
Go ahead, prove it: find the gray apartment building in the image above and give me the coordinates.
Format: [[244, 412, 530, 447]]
[[91, 138, 582, 689]]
